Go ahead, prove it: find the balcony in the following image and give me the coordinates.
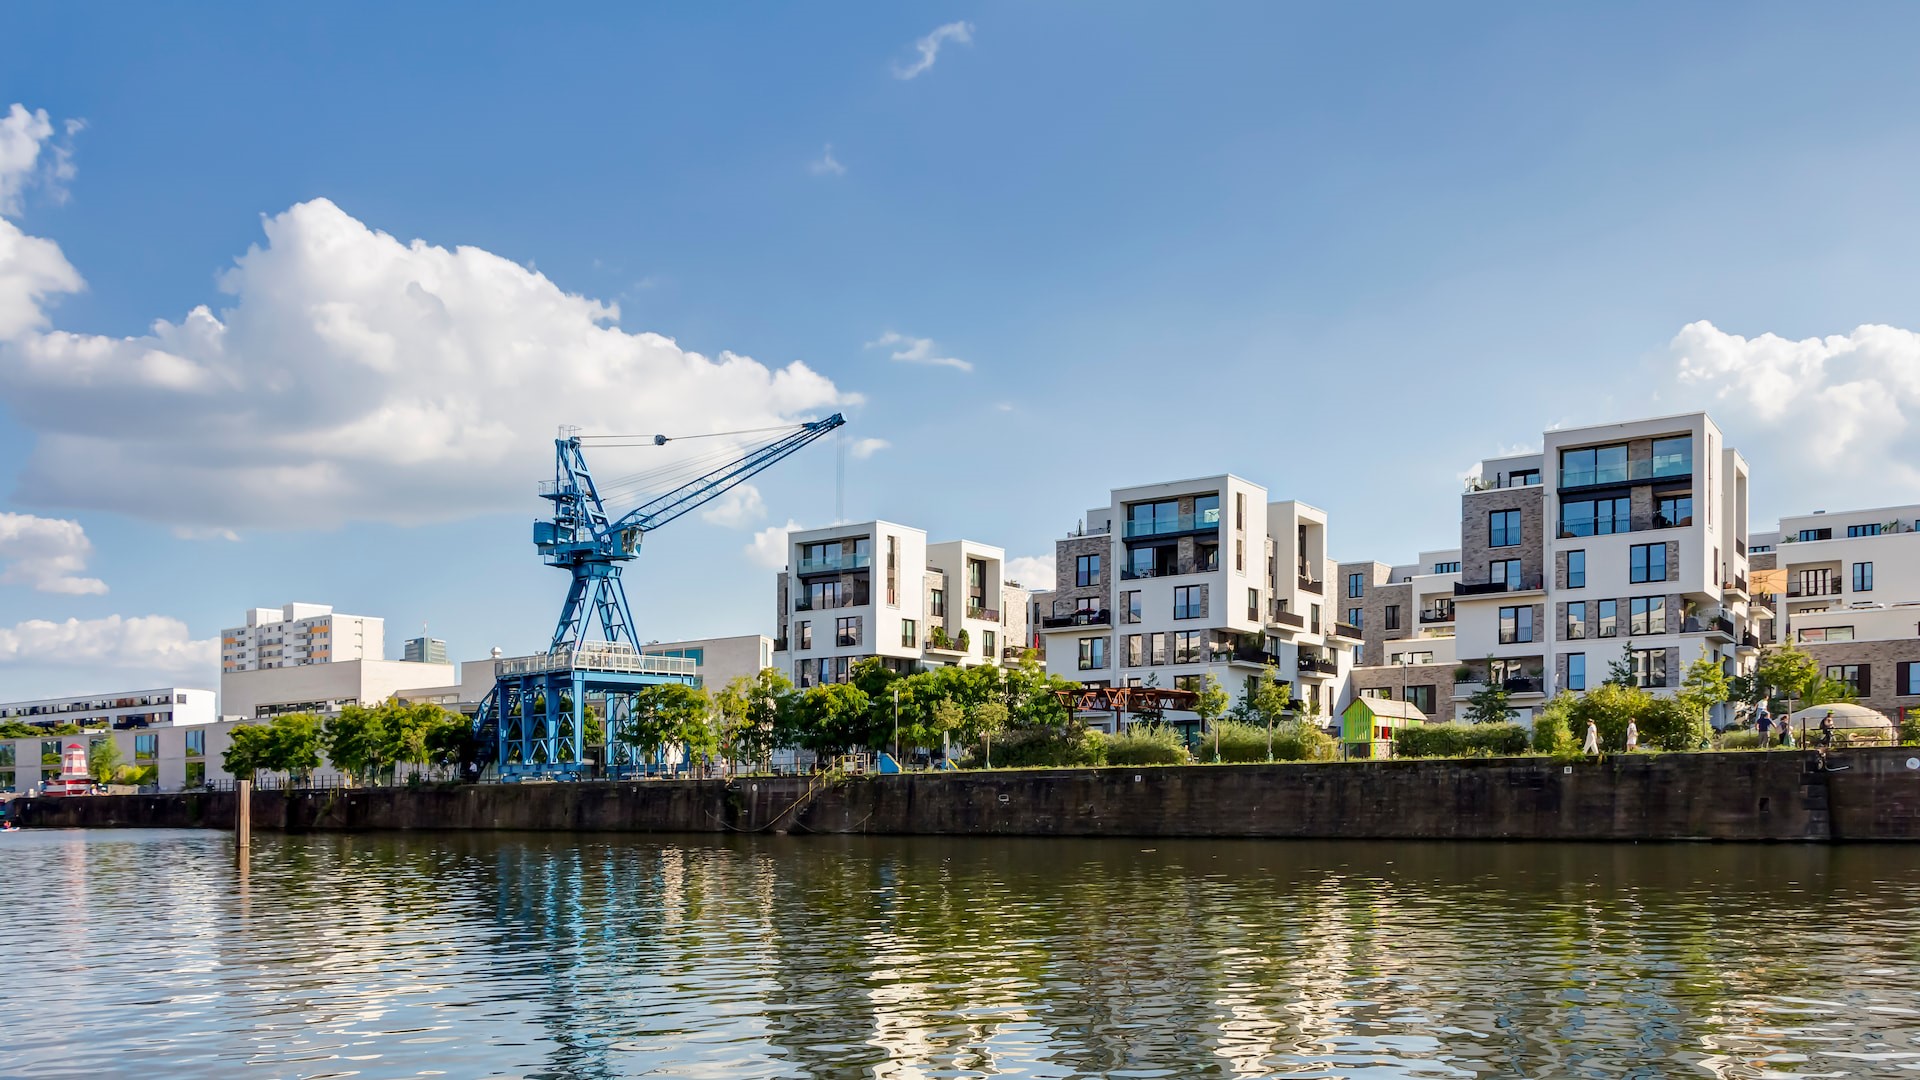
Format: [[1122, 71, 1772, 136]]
[[965, 604, 1001, 623], [772, 637, 789, 652], [1042, 610, 1111, 629], [1269, 607, 1305, 630], [1223, 644, 1280, 667], [1558, 457, 1691, 491], [1786, 581, 1843, 598], [1735, 538, 1747, 556], [1122, 509, 1221, 539], [924, 639, 965, 655], [1331, 622, 1363, 641], [1502, 676, 1545, 695], [1297, 576, 1323, 594], [1002, 646, 1031, 661], [1723, 574, 1748, 596], [1454, 574, 1543, 596], [796, 553, 873, 575], [1420, 607, 1454, 623], [794, 595, 866, 612], [1121, 563, 1215, 580], [1682, 614, 1736, 637], [1297, 653, 1338, 676]]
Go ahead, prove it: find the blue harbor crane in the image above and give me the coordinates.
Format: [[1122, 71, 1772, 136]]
[[470, 414, 845, 778]]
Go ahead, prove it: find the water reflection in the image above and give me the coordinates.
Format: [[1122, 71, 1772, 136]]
[[2, 830, 1917, 1078]]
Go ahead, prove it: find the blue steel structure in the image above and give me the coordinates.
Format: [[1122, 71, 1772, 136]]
[[471, 415, 845, 777]]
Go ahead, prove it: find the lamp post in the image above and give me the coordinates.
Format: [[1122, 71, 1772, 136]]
[[892, 686, 900, 767]]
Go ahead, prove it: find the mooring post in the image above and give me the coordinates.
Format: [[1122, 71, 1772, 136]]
[[236, 779, 252, 851]]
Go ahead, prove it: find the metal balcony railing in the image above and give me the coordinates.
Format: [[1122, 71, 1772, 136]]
[[1296, 654, 1338, 675], [1420, 607, 1454, 623], [1454, 574, 1543, 596], [1122, 508, 1221, 539], [796, 553, 873, 575], [966, 605, 1000, 622], [1502, 676, 1545, 694], [1042, 610, 1111, 628], [1786, 581, 1842, 598]]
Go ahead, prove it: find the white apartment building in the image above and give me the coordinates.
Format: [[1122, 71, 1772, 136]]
[[221, 603, 383, 673], [639, 634, 776, 690], [0, 687, 216, 731], [773, 521, 1031, 687], [1036, 476, 1357, 730], [1445, 412, 1756, 724], [1338, 550, 1462, 719]]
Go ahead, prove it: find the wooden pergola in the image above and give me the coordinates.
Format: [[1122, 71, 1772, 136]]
[[1054, 685, 1199, 715]]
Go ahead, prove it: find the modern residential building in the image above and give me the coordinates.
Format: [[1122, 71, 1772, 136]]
[[221, 603, 383, 673], [1438, 412, 1757, 724], [0, 687, 216, 731], [639, 634, 776, 690], [403, 636, 448, 664], [1034, 476, 1357, 730], [1338, 550, 1462, 720], [772, 521, 1031, 687]]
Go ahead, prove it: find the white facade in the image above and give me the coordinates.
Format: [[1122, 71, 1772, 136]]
[[640, 634, 776, 691], [774, 521, 1029, 687], [222, 658, 459, 719], [0, 687, 216, 730], [221, 602, 383, 673], [1761, 505, 1920, 640], [0, 720, 356, 795]]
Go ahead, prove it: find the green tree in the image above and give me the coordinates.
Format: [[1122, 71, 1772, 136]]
[[715, 667, 793, 770], [1464, 682, 1512, 725], [424, 712, 473, 778], [266, 712, 325, 784], [1801, 674, 1858, 709], [323, 704, 390, 785], [87, 737, 121, 785], [1195, 675, 1231, 761], [1605, 642, 1639, 687], [1679, 655, 1730, 737], [1569, 681, 1650, 751], [1753, 643, 1819, 709], [1532, 694, 1576, 755], [223, 724, 272, 781], [790, 682, 873, 758], [617, 682, 714, 768]]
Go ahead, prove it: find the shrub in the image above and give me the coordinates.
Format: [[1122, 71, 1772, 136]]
[[1270, 720, 1337, 762], [1203, 719, 1278, 763], [1393, 722, 1531, 759], [1640, 696, 1709, 751], [966, 727, 1105, 768], [1532, 697, 1575, 755], [1720, 730, 1763, 750], [1106, 724, 1191, 766], [1903, 712, 1920, 747]]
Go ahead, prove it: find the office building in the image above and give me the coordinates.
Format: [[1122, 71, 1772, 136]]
[[403, 636, 448, 664]]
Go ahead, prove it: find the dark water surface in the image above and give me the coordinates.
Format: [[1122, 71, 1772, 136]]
[[4, 829, 1919, 1078]]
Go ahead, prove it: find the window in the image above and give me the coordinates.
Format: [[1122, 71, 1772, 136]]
[[134, 734, 158, 762], [1629, 596, 1666, 635], [1198, 543, 1221, 571], [1567, 653, 1587, 692], [1310, 604, 1321, 634], [1346, 607, 1363, 628], [1848, 523, 1883, 538], [1651, 435, 1692, 478], [1174, 585, 1204, 620], [185, 761, 206, 787], [1498, 605, 1534, 644], [1432, 561, 1460, 574], [1597, 600, 1618, 638], [1078, 637, 1108, 670], [1630, 543, 1668, 583], [835, 617, 861, 648], [1560, 496, 1631, 537], [1631, 648, 1668, 689], [930, 589, 946, 617], [1798, 527, 1832, 542], [1853, 562, 1874, 592], [1565, 550, 1586, 589], [1566, 601, 1587, 639], [1236, 492, 1246, 530], [796, 621, 812, 649], [1174, 631, 1204, 664], [887, 536, 899, 605], [1825, 664, 1869, 696], [1407, 685, 1436, 714], [1898, 662, 1920, 696], [1560, 443, 1628, 487], [1347, 572, 1365, 598], [1174, 675, 1203, 693], [1236, 538, 1245, 571], [1247, 588, 1259, 621], [984, 630, 995, 657], [1490, 559, 1523, 589], [1798, 625, 1855, 643], [1076, 554, 1102, 588], [1194, 494, 1221, 526], [1385, 605, 1401, 631], [1654, 492, 1693, 528], [1123, 591, 1143, 624], [901, 619, 916, 647], [1126, 634, 1144, 666], [1150, 632, 1168, 665], [1489, 509, 1522, 547], [184, 730, 205, 757], [1509, 468, 1541, 487]]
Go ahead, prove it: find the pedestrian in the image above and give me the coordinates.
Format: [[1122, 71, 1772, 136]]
[[1755, 706, 1772, 747], [1779, 719, 1794, 749], [1583, 718, 1600, 755], [1819, 711, 1836, 749], [1625, 718, 1639, 752]]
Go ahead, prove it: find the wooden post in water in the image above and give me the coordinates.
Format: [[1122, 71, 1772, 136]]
[[235, 779, 252, 851]]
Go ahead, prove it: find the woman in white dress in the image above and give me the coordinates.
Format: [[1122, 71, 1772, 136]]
[[1583, 719, 1600, 755], [1625, 719, 1639, 752]]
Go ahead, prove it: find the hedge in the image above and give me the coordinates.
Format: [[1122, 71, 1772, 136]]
[[1392, 722, 1531, 759]]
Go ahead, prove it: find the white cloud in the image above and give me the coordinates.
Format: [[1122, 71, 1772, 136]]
[[746, 519, 808, 570], [807, 144, 846, 177], [0, 105, 85, 342], [1667, 319, 1920, 504], [0, 105, 81, 215], [0, 614, 216, 676], [865, 330, 972, 372], [1002, 555, 1054, 591], [849, 437, 889, 460], [994, 402, 1014, 413], [893, 21, 974, 80], [0, 197, 855, 529], [700, 483, 767, 528], [0, 512, 107, 594]]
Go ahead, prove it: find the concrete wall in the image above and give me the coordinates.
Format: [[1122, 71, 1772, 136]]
[[20, 748, 1920, 841]]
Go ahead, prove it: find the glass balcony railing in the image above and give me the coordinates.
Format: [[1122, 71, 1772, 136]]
[[1560, 456, 1692, 489], [1122, 508, 1222, 539], [795, 553, 873, 575]]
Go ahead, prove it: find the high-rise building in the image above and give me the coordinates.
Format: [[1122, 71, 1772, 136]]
[[403, 636, 449, 664], [220, 603, 382, 673]]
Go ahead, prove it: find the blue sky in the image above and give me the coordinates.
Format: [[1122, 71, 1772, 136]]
[[3, 3, 1920, 700]]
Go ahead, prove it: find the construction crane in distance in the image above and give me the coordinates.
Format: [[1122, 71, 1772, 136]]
[[471, 414, 846, 777]]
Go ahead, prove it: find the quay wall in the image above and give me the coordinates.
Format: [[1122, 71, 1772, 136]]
[[14, 748, 1920, 841]]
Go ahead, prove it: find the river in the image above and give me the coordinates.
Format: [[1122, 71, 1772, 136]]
[[3, 829, 1918, 1078]]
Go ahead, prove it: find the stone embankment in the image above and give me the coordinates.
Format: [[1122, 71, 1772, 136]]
[[16, 748, 1920, 841]]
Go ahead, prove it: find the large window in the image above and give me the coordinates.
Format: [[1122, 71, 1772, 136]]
[[1490, 559, 1523, 589], [1126, 634, 1144, 666], [1849, 523, 1883, 538], [1078, 637, 1108, 670], [1651, 435, 1692, 478], [1174, 631, 1205, 664], [1560, 496, 1630, 537], [1566, 601, 1587, 639], [1174, 585, 1204, 620], [1798, 625, 1854, 643], [1654, 492, 1693, 528], [796, 621, 812, 649], [984, 630, 995, 657], [1853, 562, 1874, 592], [1899, 662, 1920, 696], [1247, 588, 1259, 621], [1122, 591, 1142, 624], [1632, 648, 1668, 688], [1567, 653, 1587, 692], [1560, 443, 1628, 488], [1347, 572, 1364, 597], [1076, 554, 1102, 588], [1385, 605, 1401, 631], [1346, 607, 1363, 628], [1629, 596, 1666, 635], [1150, 632, 1168, 665], [1630, 543, 1668, 583], [185, 761, 206, 788], [1798, 527, 1832, 542], [134, 734, 158, 762], [1432, 560, 1460, 574], [1407, 685, 1436, 715], [1567, 550, 1586, 588], [1498, 605, 1534, 644], [930, 589, 946, 617], [1489, 509, 1522, 547], [1825, 664, 1869, 695], [901, 619, 916, 647], [835, 617, 861, 647], [184, 730, 205, 757], [1597, 599, 1618, 638]]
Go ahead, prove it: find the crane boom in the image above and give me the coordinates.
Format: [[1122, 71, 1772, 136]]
[[610, 414, 845, 534]]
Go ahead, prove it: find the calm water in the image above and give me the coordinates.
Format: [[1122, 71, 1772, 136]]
[[4, 830, 1920, 1079]]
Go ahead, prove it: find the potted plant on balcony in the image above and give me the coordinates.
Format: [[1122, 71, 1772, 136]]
[[1453, 665, 1475, 684]]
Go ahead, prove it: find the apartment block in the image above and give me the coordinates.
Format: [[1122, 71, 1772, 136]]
[[1337, 550, 1462, 719], [221, 603, 383, 673], [0, 687, 216, 731], [1035, 476, 1357, 729], [773, 521, 1030, 687]]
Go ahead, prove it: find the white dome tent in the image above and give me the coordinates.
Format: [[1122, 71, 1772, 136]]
[[1785, 702, 1894, 741]]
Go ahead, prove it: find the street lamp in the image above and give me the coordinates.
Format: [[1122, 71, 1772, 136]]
[[892, 686, 900, 768]]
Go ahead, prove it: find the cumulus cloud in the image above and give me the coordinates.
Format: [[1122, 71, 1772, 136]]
[[807, 144, 846, 177], [1668, 319, 1920, 503], [0, 197, 854, 528], [865, 330, 972, 372], [746, 519, 808, 570], [700, 483, 767, 528], [893, 21, 974, 80], [0, 613, 216, 676], [1002, 555, 1054, 591], [849, 437, 889, 460], [0, 105, 85, 342], [0, 512, 107, 594]]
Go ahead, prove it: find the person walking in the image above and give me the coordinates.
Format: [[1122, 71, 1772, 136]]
[[1583, 718, 1601, 755], [1779, 718, 1794, 749], [1755, 706, 1772, 748], [1819, 711, 1836, 749], [1625, 718, 1639, 752]]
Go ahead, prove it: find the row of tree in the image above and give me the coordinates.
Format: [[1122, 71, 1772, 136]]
[[223, 701, 472, 785]]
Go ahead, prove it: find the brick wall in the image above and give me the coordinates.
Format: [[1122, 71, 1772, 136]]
[[1461, 487, 1543, 586]]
